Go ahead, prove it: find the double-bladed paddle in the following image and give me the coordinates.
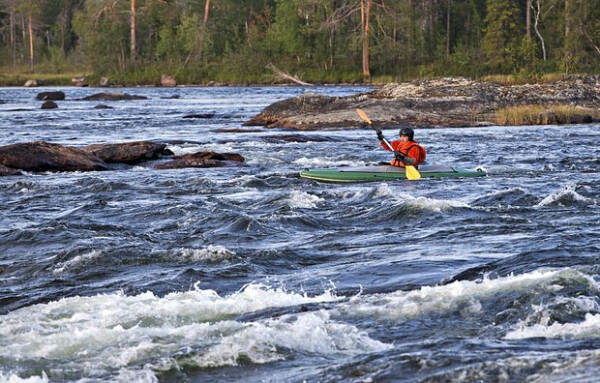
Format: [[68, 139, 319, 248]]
[[356, 108, 421, 180]]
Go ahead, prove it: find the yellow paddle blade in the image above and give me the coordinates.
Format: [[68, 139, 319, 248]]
[[356, 108, 372, 125], [405, 165, 421, 180]]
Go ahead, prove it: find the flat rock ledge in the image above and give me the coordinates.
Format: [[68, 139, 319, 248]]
[[245, 76, 600, 129], [81, 92, 147, 101], [0, 141, 243, 176]]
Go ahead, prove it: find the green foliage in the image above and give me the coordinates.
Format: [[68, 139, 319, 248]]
[[0, 0, 599, 83], [483, 0, 523, 73]]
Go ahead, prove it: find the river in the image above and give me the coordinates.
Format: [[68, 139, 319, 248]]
[[1, 86, 599, 382]]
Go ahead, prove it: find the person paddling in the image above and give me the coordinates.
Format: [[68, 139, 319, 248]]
[[376, 127, 426, 168]]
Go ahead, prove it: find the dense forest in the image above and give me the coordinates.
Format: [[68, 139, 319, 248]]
[[0, 0, 599, 84]]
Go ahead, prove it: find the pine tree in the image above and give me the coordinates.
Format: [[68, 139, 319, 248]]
[[482, 0, 523, 72]]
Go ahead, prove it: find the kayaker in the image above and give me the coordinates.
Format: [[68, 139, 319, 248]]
[[376, 127, 426, 168]]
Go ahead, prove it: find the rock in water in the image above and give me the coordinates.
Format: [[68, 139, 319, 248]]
[[0, 164, 21, 176], [82, 141, 173, 164], [94, 104, 113, 109], [41, 101, 58, 109], [156, 151, 244, 169], [82, 92, 148, 101], [0, 142, 108, 172], [36, 91, 66, 101], [161, 74, 177, 87]]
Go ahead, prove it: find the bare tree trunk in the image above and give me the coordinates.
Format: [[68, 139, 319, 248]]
[[361, 0, 371, 79], [28, 13, 34, 71], [130, 0, 136, 62], [526, 0, 531, 38], [532, 0, 547, 61], [203, 0, 211, 27], [564, 0, 569, 39], [446, 0, 451, 57]]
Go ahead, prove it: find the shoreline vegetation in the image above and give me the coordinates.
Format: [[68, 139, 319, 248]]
[[0, 68, 589, 88]]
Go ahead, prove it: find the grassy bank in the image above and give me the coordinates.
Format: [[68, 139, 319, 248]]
[[496, 104, 600, 125]]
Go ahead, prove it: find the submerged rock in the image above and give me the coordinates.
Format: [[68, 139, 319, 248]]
[[246, 76, 600, 129], [0, 142, 108, 172], [82, 92, 147, 101], [183, 113, 215, 119], [0, 164, 21, 176], [156, 151, 244, 169], [261, 134, 334, 143], [41, 101, 58, 109], [94, 104, 113, 109], [36, 91, 65, 101], [82, 141, 173, 164]]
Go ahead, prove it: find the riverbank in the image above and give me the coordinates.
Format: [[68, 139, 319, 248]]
[[245, 76, 600, 129]]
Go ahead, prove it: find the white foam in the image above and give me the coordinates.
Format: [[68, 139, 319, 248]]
[[0, 372, 49, 383], [172, 245, 236, 262], [185, 311, 391, 368], [506, 313, 600, 340], [52, 250, 103, 274], [334, 268, 598, 321], [286, 190, 323, 209], [403, 195, 470, 212], [537, 184, 595, 207], [0, 284, 390, 379]]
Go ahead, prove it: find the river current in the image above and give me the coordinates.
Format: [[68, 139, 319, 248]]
[[0, 86, 599, 382]]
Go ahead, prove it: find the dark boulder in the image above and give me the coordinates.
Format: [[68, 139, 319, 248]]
[[94, 104, 114, 109], [161, 95, 180, 99], [82, 141, 173, 164], [183, 113, 215, 119], [36, 91, 65, 101], [0, 142, 108, 172], [41, 101, 58, 109], [0, 164, 21, 176], [82, 92, 147, 101], [156, 151, 244, 169]]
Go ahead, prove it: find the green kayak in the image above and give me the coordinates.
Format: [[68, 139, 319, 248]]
[[300, 164, 486, 183]]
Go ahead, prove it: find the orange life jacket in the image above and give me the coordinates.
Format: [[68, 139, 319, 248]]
[[381, 140, 427, 168]]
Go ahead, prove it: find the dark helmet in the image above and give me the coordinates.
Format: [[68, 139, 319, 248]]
[[399, 127, 414, 141]]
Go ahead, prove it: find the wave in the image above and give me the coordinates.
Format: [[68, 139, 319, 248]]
[[0, 284, 387, 380], [286, 190, 323, 209], [506, 312, 600, 340], [53, 249, 104, 274], [333, 268, 598, 322], [537, 184, 596, 207], [0, 372, 49, 383]]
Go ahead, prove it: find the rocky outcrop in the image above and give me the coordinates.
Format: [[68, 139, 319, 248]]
[[36, 91, 65, 101], [161, 74, 177, 87], [0, 142, 108, 172], [0, 164, 21, 176], [155, 151, 244, 169], [245, 76, 600, 129], [82, 92, 147, 101], [41, 101, 58, 109], [82, 141, 173, 164], [72, 77, 88, 87]]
